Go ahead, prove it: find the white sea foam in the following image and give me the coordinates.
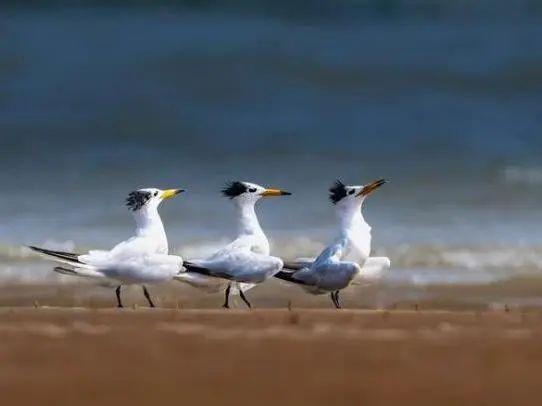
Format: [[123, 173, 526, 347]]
[[503, 166, 542, 185], [4, 237, 542, 285]]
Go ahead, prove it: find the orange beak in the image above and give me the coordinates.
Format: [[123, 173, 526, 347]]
[[356, 179, 388, 197], [261, 188, 292, 197]]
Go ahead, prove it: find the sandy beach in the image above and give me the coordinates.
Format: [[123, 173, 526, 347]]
[[2, 302, 542, 406]]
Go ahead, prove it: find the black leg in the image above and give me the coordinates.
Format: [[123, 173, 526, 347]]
[[142, 285, 155, 308], [222, 284, 231, 309], [239, 289, 252, 309], [330, 291, 341, 309], [116, 286, 123, 308], [334, 291, 342, 309]]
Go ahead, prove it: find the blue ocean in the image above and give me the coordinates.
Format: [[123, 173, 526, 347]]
[[1, 2, 542, 306]]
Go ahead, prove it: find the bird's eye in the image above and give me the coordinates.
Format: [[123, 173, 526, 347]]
[[154, 191, 159, 197], [349, 189, 355, 195], [248, 188, 257, 193]]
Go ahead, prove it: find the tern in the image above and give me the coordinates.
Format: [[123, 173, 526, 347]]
[[29, 188, 184, 308], [175, 181, 291, 308], [274, 179, 390, 308]]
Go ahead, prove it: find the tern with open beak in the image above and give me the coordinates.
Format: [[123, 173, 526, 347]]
[[29, 188, 185, 308], [275, 179, 390, 308], [175, 181, 291, 308]]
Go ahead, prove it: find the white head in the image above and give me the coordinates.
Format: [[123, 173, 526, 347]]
[[221, 181, 291, 205], [126, 188, 185, 214], [329, 179, 387, 209]]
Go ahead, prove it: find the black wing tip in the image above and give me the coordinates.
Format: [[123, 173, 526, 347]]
[[28, 245, 51, 254], [28, 246, 82, 263], [274, 271, 307, 285], [184, 262, 212, 276]]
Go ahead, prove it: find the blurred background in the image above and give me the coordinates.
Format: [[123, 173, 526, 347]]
[[1, 1, 542, 306]]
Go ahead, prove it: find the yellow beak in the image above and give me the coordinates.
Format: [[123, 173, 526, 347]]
[[261, 188, 292, 197], [161, 189, 185, 199]]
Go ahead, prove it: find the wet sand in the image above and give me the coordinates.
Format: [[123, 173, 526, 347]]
[[2, 305, 542, 406], [1, 278, 535, 311]]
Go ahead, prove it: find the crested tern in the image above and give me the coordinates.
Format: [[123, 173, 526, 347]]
[[29, 188, 184, 307], [175, 181, 290, 308], [275, 179, 390, 308]]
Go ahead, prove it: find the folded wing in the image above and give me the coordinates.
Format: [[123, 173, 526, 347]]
[[186, 249, 283, 284]]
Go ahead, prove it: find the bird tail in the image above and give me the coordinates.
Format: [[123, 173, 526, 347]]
[[174, 272, 226, 293], [28, 246, 94, 269], [53, 266, 105, 279], [53, 266, 79, 276]]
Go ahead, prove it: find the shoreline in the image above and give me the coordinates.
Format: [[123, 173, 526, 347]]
[[1, 281, 542, 311]]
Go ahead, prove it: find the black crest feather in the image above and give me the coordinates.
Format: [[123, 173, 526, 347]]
[[329, 180, 347, 204], [222, 181, 248, 198], [126, 190, 152, 211]]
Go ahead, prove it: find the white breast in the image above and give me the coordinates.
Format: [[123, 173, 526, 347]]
[[344, 227, 371, 263]]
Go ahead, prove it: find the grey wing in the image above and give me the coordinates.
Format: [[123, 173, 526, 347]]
[[280, 241, 348, 288], [299, 261, 359, 292], [282, 267, 316, 285], [191, 250, 283, 284]]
